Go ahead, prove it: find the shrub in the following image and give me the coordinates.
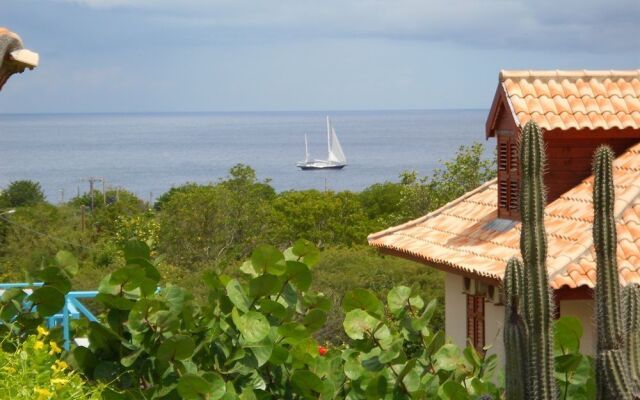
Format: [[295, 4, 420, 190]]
[[0, 332, 104, 399]]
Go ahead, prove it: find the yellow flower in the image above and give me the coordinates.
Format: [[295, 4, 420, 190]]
[[51, 359, 68, 372], [1, 366, 16, 374], [34, 387, 53, 400], [50, 377, 69, 390], [49, 341, 62, 355], [34, 340, 46, 350], [37, 325, 49, 337]]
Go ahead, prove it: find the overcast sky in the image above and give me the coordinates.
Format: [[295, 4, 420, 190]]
[[1, 0, 639, 113]]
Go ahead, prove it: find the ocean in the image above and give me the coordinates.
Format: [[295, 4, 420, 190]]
[[0, 110, 492, 202]]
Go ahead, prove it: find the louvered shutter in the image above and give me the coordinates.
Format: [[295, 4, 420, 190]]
[[497, 131, 520, 219], [466, 294, 485, 352]]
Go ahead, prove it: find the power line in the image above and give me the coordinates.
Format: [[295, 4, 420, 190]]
[[0, 215, 92, 250]]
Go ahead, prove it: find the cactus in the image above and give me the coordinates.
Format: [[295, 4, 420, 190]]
[[503, 258, 527, 400], [592, 146, 636, 399], [623, 284, 640, 387], [517, 120, 557, 399]]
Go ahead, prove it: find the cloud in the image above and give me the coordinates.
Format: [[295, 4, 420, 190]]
[[57, 0, 640, 52]]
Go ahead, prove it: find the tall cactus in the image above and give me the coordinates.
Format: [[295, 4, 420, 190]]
[[623, 283, 640, 388], [518, 120, 557, 399], [503, 258, 527, 400], [592, 145, 636, 399]]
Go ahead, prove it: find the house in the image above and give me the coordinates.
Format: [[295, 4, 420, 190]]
[[368, 70, 640, 362], [0, 27, 38, 91]]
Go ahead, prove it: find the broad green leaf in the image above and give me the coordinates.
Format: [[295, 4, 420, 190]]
[[365, 375, 387, 399], [35, 267, 71, 294], [303, 309, 327, 332], [343, 288, 384, 319], [554, 315, 583, 354], [226, 279, 251, 312], [55, 250, 79, 276], [278, 322, 309, 343], [123, 240, 150, 262], [387, 286, 411, 315], [157, 335, 196, 361], [285, 261, 312, 291], [28, 286, 65, 316], [291, 239, 320, 267], [234, 310, 270, 343], [96, 293, 135, 311], [291, 370, 323, 395], [248, 274, 280, 298], [438, 381, 470, 400], [434, 344, 468, 372], [343, 309, 380, 340], [177, 374, 212, 399], [251, 244, 284, 275]]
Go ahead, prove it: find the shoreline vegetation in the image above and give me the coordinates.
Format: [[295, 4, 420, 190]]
[[0, 143, 494, 344]]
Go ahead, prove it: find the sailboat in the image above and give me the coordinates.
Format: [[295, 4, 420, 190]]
[[296, 116, 347, 170]]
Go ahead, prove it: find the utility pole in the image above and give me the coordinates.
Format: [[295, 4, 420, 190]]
[[59, 189, 65, 204], [84, 177, 105, 212], [148, 192, 153, 208], [102, 178, 106, 205], [80, 205, 86, 232]]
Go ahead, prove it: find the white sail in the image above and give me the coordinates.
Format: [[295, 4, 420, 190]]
[[304, 133, 310, 162], [328, 126, 347, 164]]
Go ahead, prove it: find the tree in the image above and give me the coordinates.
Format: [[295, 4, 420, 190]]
[[0, 180, 46, 208], [273, 190, 371, 247], [157, 178, 280, 270]]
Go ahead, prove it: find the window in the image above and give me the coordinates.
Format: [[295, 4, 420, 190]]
[[466, 294, 485, 351], [497, 131, 520, 219]]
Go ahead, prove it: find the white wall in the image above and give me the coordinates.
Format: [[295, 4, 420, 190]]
[[444, 272, 505, 364], [444, 273, 596, 368], [560, 299, 595, 355]]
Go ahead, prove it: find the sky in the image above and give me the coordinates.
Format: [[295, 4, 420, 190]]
[[1, 0, 639, 113]]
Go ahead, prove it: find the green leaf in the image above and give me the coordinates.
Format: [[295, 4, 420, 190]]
[[123, 240, 151, 262], [248, 274, 280, 298], [226, 279, 251, 312], [234, 309, 270, 343], [554, 315, 583, 354], [434, 344, 468, 372], [28, 286, 65, 316], [177, 374, 220, 399], [291, 239, 320, 267], [343, 288, 384, 319], [343, 309, 380, 340], [251, 244, 285, 275], [157, 335, 196, 361], [55, 250, 79, 276], [285, 261, 312, 291], [278, 322, 309, 344], [365, 375, 387, 399], [387, 286, 411, 315], [291, 370, 323, 395], [96, 293, 135, 311], [35, 267, 71, 293], [302, 309, 327, 332], [245, 339, 273, 367], [438, 381, 470, 400]]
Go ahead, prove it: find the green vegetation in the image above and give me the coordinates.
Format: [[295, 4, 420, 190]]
[[0, 143, 494, 332], [0, 179, 46, 208], [0, 333, 105, 399]]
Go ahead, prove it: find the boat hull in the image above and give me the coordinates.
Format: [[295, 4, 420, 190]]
[[298, 163, 346, 170]]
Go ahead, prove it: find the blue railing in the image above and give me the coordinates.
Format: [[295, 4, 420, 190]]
[[0, 282, 98, 350]]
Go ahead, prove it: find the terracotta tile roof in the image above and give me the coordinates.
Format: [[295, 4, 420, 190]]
[[368, 142, 640, 289], [498, 70, 640, 131]]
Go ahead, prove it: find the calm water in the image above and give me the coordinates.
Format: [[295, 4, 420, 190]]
[[0, 110, 492, 202]]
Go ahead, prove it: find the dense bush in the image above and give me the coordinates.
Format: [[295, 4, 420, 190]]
[[0, 179, 46, 208]]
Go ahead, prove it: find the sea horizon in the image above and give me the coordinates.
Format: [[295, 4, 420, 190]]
[[0, 109, 494, 202]]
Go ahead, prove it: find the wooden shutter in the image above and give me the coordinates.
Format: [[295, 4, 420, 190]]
[[466, 294, 485, 352], [497, 131, 520, 220]]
